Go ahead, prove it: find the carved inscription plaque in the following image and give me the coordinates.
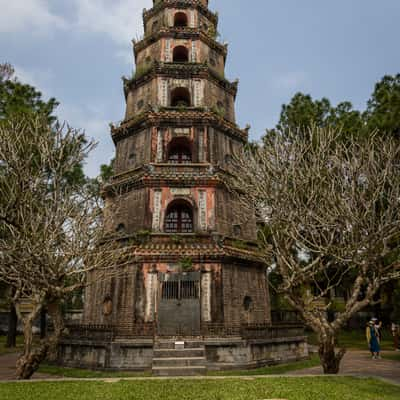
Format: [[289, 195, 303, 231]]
[[171, 188, 191, 196], [201, 272, 212, 322], [152, 190, 162, 231], [199, 190, 207, 231], [156, 129, 163, 162]]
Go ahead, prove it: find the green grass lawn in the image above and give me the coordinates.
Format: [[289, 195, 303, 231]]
[[384, 352, 400, 362], [208, 355, 320, 376], [0, 335, 24, 355], [307, 329, 395, 351], [0, 377, 399, 400]]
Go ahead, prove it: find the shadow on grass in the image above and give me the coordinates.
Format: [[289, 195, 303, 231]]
[[37, 364, 152, 379]]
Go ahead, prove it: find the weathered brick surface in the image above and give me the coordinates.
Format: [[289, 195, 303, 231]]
[[222, 264, 271, 325]]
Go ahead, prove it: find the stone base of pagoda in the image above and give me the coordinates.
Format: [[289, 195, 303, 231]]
[[57, 325, 309, 372]]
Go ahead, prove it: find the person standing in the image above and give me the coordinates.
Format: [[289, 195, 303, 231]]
[[391, 322, 400, 351], [366, 320, 381, 359], [372, 317, 382, 341]]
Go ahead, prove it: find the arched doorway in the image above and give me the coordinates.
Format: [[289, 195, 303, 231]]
[[167, 137, 192, 164], [170, 87, 191, 107], [173, 46, 189, 63], [164, 200, 194, 233], [174, 12, 188, 27]]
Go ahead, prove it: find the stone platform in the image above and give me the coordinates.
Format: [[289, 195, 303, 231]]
[[57, 323, 308, 375]]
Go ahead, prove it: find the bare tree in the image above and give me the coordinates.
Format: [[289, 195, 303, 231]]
[[230, 126, 400, 374], [0, 116, 130, 379]]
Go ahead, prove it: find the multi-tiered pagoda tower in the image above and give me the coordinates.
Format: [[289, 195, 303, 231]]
[[60, 0, 307, 374]]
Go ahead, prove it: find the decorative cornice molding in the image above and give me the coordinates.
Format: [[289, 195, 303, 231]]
[[123, 62, 238, 99], [134, 29, 227, 59], [103, 164, 223, 195], [144, 1, 218, 26], [111, 109, 248, 143]]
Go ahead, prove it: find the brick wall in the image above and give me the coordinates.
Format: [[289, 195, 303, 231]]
[[222, 264, 271, 325]]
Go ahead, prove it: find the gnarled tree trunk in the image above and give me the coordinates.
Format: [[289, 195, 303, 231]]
[[318, 333, 346, 374], [16, 303, 44, 380], [15, 299, 64, 380]]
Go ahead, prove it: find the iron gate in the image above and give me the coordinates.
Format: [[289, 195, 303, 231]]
[[157, 272, 201, 336]]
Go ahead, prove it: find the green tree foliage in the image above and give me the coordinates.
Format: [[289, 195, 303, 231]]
[[0, 63, 86, 187], [274, 93, 331, 133], [100, 159, 115, 183], [266, 93, 363, 140], [365, 74, 400, 139], [265, 74, 400, 141], [326, 101, 364, 138], [0, 63, 58, 122]]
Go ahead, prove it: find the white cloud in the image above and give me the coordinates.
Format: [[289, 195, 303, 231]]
[[272, 72, 307, 91], [72, 0, 151, 46], [0, 0, 152, 47], [0, 0, 66, 34]]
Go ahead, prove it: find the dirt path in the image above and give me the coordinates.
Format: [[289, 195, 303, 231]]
[[288, 350, 400, 385]]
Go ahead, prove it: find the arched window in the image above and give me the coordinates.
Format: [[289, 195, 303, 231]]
[[165, 201, 194, 233], [173, 46, 189, 63], [103, 296, 113, 316], [171, 87, 191, 107], [174, 12, 188, 27], [167, 137, 192, 164]]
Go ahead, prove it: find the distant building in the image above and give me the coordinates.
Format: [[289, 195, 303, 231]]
[[59, 0, 307, 375]]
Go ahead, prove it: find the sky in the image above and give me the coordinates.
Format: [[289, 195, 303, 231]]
[[1, 0, 399, 177]]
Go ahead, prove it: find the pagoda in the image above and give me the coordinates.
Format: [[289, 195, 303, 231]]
[[59, 0, 307, 375]]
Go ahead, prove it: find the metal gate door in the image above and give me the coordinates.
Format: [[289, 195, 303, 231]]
[[157, 272, 200, 336]]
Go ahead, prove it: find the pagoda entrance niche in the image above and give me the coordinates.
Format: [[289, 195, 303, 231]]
[[173, 46, 189, 63], [167, 136, 192, 164], [174, 12, 188, 28], [157, 271, 201, 336], [171, 87, 191, 107]]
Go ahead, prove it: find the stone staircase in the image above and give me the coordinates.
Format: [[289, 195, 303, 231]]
[[152, 339, 207, 376]]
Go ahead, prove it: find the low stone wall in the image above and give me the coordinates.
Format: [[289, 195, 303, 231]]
[[58, 339, 154, 371], [204, 336, 308, 370]]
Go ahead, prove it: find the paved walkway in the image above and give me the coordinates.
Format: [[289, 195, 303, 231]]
[[0, 350, 399, 384], [0, 353, 55, 381], [288, 350, 400, 385]]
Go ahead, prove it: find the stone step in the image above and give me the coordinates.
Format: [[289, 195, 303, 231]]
[[152, 366, 207, 377], [153, 348, 205, 358], [153, 357, 206, 367], [154, 340, 205, 349]]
